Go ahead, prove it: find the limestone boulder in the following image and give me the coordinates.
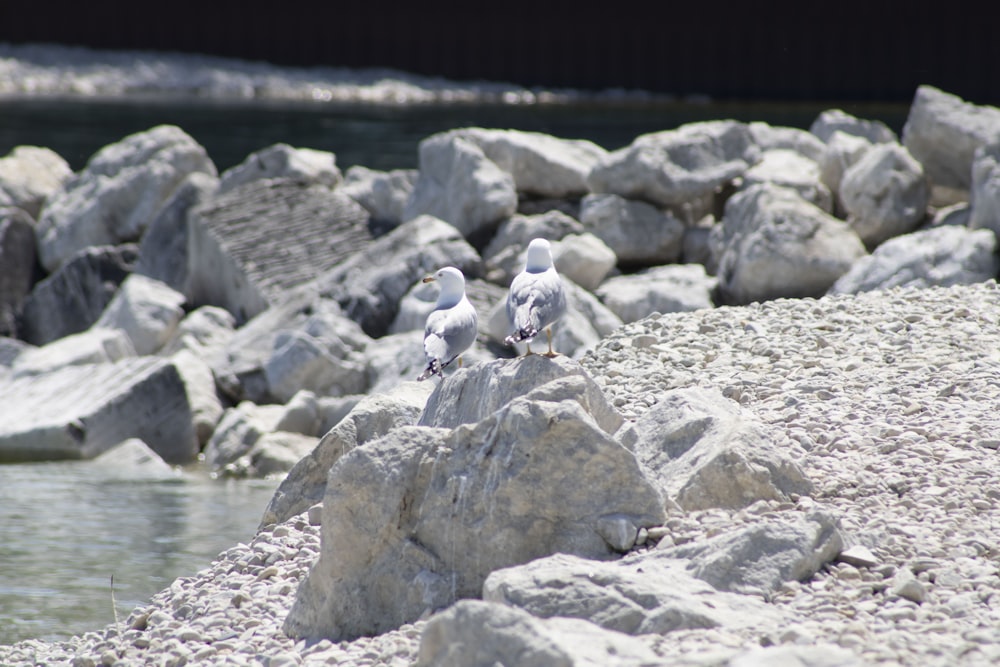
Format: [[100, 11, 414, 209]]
[[93, 274, 186, 355], [202, 401, 286, 471], [0, 207, 39, 337], [339, 165, 418, 231], [712, 184, 867, 304], [619, 387, 813, 510], [218, 143, 342, 193], [482, 210, 583, 284], [36, 125, 216, 272], [10, 328, 135, 377], [403, 133, 517, 240], [285, 387, 663, 640], [19, 244, 138, 346], [587, 120, 760, 207], [419, 355, 623, 436], [186, 178, 371, 324], [415, 600, 663, 667], [840, 143, 930, 248], [829, 226, 999, 295], [260, 380, 433, 527], [0, 356, 204, 464], [748, 121, 826, 162], [578, 193, 685, 266], [158, 305, 236, 360], [810, 108, 898, 144], [740, 149, 833, 212], [0, 146, 73, 219], [970, 142, 1000, 236], [902, 85, 1000, 193], [263, 329, 369, 403], [89, 438, 177, 481], [551, 233, 617, 291], [134, 171, 218, 294], [483, 552, 784, 635], [596, 264, 716, 323], [658, 511, 843, 596], [818, 131, 873, 212]]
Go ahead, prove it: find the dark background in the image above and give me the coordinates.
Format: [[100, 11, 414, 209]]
[[1, 2, 995, 105]]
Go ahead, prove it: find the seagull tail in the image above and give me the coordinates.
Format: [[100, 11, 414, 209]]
[[416, 359, 444, 382], [504, 326, 537, 347]]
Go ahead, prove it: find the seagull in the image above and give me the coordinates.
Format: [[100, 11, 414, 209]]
[[417, 266, 478, 381], [504, 238, 567, 357]]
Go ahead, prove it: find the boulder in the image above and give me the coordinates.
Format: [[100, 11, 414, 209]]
[[748, 121, 826, 162], [0, 145, 73, 219], [450, 128, 607, 198], [260, 380, 433, 527], [0, 207, 39, 337], [217, 143, 342, 193], [134, 171, 219, 294], [810, 108, 898, 144], [415, 599, 663, 667], [418, 355, 623, 436], [35, 125, 216, 272], [0, 356, 203, 464], [285, 389, 663, 640], [403, 133, 517, 240], [657, 511, 843, 596], [339, 165, 418, 231], [19, 243, 138, 346], [902, 85, 1000, 193], [711, 184, 866, 305], [551, 233, 617, 291], [840, 143, 930, 248], [314, 215, 482, 338], [595, 264, 716, 323], [818, 131, 873, 211], [482, 210, 583, 284], [263, 329, 369, 402], [241, 431, 318, 479], [740, 149, 833, 212], [186, 178, 371, 324], [10, 328, 135, 377], [619, 387, 813, 510], [202, 401, 286, 471], [970, 142, 1000, 236], [273, 390, 322, 437], [170, 349, 224, 447], [158, 305, 236, 359], [578, 193, 685, 266], [483, 552, 784, 635], [828, 226, 999, 295], [93, 274, 186, 355], [89, 438, 177, 481], [587, 120, 760, 207]]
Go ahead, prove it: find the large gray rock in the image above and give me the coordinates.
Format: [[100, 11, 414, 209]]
[[285, 386, 663, 640], [829, 226, 999, 295], [263, 328, 369, 402], [416, 600, 664, 667], [36, 125, 216, 272], [186, 178, 371, 324], [158, 305, 236, 360], [217, 143, 342, 193], [902, 85, 1000, 193], [483, 552, 784, 635], [587, 120, 760, 207], [840, 143, 930, 248], [740, 149, 833, 212], [202, 401, 286, 471], [134, 171, 219, 294], [748, 121, 826, 162], [0, 207, 38, 337], [339, 165, 418, 230], [712, 184, 867, 305], [551, 233, 617, 291], [620, 387, 813, 510], [970, 142, 1000, 236], [818, 131, 873, 212], [0, 356, 203, 464], [810, 108, 898, 145], [596, 264, 716, 323], [260, 380, 433, 527], [658, 511, 843, 596], [89, 438, 177, 481], [93, 274, 186, 355], [419, 355, 623, 436], [0, 145, 72, 219], [578, 193, 686, 266], [10, 328, 135, 377], [314, 215, 482, 338], [19, 243, 138, 346], [403, 132, 517, 239]]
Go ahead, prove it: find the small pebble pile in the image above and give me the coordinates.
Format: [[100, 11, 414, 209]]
[[3, 281, 999, 666]]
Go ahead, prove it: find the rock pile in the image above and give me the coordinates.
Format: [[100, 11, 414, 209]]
[[2, 84, 1000, 666]]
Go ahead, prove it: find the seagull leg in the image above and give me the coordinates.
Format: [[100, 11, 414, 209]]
[[458, 356, 463, 368], [544, 327, 557, 357], [524, 342, 533, 356]]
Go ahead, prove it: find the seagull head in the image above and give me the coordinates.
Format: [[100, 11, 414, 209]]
[[524, 238, 554, 272], [423, 266, 467, 307]]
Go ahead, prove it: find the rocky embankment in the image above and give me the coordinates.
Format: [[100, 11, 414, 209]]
[[2, 84, 1000, 666]]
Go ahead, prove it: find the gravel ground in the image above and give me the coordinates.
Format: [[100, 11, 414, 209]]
[[3, 281, 999, 666]]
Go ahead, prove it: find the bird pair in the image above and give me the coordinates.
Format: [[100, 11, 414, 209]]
[[417, 238, 568, 382]]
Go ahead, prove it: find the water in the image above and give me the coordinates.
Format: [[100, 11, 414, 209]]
[[0, 461, 278, 645], [0, 97, 910, 173]]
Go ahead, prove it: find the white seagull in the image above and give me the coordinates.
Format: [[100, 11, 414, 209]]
[[504, 238, 567, 357], [417, 266, 478, 381]]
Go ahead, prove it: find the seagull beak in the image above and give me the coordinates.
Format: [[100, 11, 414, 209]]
[[422, 275, 436, 283]]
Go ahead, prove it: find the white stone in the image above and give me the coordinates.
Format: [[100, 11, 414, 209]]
[[810, 108, 897, 144], [969, 141, 1000, 236], [749, 121, 826, 162], [578, 193, 685, 265], [550, 233, 617, 291], [741, 148, 833, 212], [94, 274, 186, 355], [11, 328, 135, 377], [596, 263, 716, 323], [0, 145, 73, 218], [218, 143, 342, 193], [339, 165, 417, 228]]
